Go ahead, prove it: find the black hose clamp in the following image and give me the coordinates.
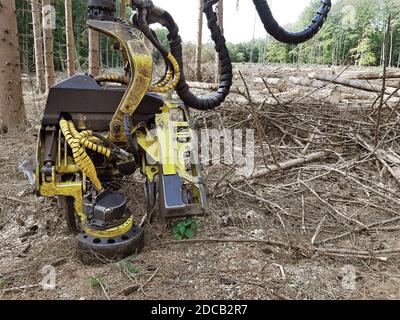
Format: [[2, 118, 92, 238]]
[[131, 0, 154, 10]]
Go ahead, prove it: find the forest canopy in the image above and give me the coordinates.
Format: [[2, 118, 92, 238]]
[[227, 0, 400, 66], [15, 0, 400, 72]]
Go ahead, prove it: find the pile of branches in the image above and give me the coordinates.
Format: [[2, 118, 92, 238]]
[[187, 65, 400, 262]]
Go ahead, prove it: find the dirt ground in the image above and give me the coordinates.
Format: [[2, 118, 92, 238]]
[[1, 65, 400, 300]]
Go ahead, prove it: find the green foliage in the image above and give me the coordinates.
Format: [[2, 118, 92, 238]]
[[173, 217, 198, 240], [16, 0, 127, 72], [14, 0, 400, 71], [118, 258, 142, 278], [224, 0, 400, 67], [0, 276, 11, 289], [87, 274, 105, 288]]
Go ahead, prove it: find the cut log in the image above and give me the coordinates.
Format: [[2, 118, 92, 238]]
[[288, 76, 325, 88], [285, 77, 381, 101], [344, 70, 400, 80], [386, 80, 400, 88], [187, 82, 239, 93], [309, 73, 400, 97], [253, 77, 288, 92]]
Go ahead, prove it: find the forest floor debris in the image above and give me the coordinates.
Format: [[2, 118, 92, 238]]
[[1, 65, 400, 300]]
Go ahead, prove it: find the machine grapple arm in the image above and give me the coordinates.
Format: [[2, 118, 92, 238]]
[[34, 0, 333, 264]]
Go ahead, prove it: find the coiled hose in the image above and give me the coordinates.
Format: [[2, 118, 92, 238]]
[[253, 0, 332, 45], [161, 1, 233, 110], [130, 0, 331, 110], [67, 121, 112, 158], [59, 119, 104, 191]]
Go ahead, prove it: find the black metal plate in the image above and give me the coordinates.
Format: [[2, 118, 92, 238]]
[[42, 74, 163, 130], [76, 225, 145, 265]]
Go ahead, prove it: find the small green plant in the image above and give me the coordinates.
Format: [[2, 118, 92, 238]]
[[87, 274, 105, 288], [173, 217, 198, 240], [118, 260, 141, 278], [0, 277, 10, 288]]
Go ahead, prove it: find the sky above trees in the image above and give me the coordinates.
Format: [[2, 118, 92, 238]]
[[154, 0, 320, 43]]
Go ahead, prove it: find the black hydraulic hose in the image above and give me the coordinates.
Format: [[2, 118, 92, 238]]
[[131, 11, 173, 87], [159, 0, 233, 110], [253, 0, 332, 45], [123, 114, 140, 164], [138, 9, 168, 57], [91, 132, 131, 157]]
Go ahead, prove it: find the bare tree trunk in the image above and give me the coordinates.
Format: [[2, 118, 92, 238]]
[[65, 0, 76, 77], [89, 29, 100, 76], [119, 0, 126, 19], [389, 30, 393, 68], [58, 42, 65, 72], [42, 0, 55, 90], [249, 11, 257, 63], [21, 0, 29, 74], [214, 0, 223, 83], [106, 37, 109, 68], [195, 0, 203, 82], [0, 0, 26, 132], [398, 49, 400, 68], [31, 0, 46, 93]]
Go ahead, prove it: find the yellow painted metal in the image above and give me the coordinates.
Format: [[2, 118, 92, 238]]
[[39, 169, 134, 237], [56, 163, 80, 174], [36, 128, 85, 222], [87, 20, 153, 142], [156, 106, 176, 176], [144, 164, 159, 182], [119, 43, 153, 117], [137, 102, 197, 184], [40, 169, 87, 223], [83, 216, 134, 238]]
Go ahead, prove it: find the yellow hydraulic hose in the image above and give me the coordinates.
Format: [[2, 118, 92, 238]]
[[95, 52, 180, 94], [80, 138, 111, 158], [155, 69, 173, 88], [59, 119, 103, 191], [149, 53, 181, 93], [68, 121, 112, 158], [94, 74, 129, 85]]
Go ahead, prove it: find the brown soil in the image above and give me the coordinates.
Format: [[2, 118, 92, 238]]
[[1, 65, 400, 300]]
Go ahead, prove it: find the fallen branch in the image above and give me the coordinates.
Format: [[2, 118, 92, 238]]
[[1, 196, 33, 206], [354, 134, 400, 186], [0, 284, 41, 295], [319, 216, 400, 245], [300, 181, 366, 228], [214, 151, 330, 189]]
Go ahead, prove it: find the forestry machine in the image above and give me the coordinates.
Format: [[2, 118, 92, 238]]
[[35, 0, 332, 263]]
